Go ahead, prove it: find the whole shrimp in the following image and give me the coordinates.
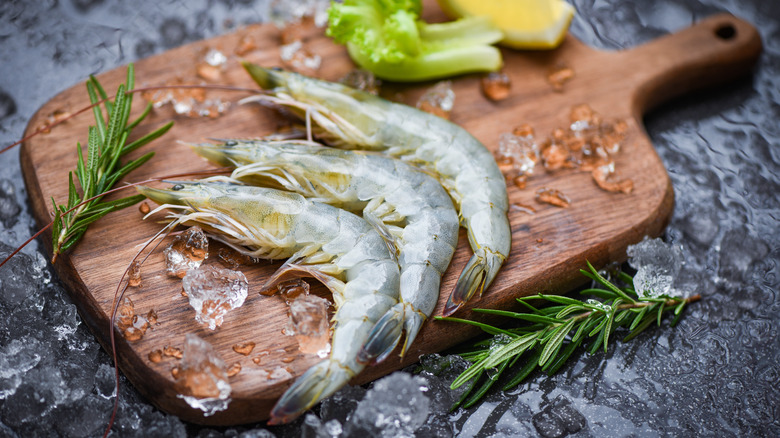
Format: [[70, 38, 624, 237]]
[[189, 139, 459, 364], [241, 64, 511, 315], [136, 181, 400, 424]]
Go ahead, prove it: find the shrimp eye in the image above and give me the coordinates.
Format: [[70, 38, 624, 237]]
[[271, 66, 283, 71], [172, 184, 184, 191], [225, 140, 237, 147]]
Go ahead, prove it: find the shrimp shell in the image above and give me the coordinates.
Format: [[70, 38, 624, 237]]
[[137, 181, 400, 424]]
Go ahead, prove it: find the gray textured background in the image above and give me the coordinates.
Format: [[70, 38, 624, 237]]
[[0, 0, 777, 436]]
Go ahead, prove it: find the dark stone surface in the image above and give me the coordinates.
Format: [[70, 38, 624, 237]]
[[0, 0, 777, 436]]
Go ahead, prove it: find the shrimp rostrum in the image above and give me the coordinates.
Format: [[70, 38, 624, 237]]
[[241, 63, 511, 316], [190, 139, 459, 364], [137, 181, 400, 424]]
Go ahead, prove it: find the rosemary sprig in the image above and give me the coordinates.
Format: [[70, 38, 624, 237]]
[[51, 64, 173, 262], [435, 261, 701, 410]]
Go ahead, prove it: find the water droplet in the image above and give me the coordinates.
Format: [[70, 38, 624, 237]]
[[232, 342, 256, 356]]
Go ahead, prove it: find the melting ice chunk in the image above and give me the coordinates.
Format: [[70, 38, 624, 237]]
[[627, 237, 684, 298], [416, 81, 455, 119], [344, 372, 430, 437], [175, 334, 231, 416], [283, 293, 331, 357], [182, 266, 248, 330], [164, 226, 208, 278]]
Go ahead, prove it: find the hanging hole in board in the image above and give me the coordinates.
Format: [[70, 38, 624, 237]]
[[715, 24, 736, 40]]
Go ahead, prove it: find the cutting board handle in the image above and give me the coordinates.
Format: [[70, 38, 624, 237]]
[[625, 13, 762, 115]]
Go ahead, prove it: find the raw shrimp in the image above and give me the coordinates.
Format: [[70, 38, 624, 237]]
[[242, 64, 511, 315], [137, 181, 400, 424], [190, 139, 459, 363]]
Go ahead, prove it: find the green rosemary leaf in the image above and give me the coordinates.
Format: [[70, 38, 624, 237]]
[[89, 74, 110, 108], [472, 308, 530, 319], [656, 302, 665, 326], [617, 271, 635, 287], [556, 303, 586, 319], [536, 294, 584, 306], [588, 326, 606, 354], [51, 198, 62, 239], [126, 102, 153, 132], [540, 318, 575, 366], [544, 337, 583, 375], [435, 316, 516, 337], [671, 301, 686, 327], [482, 333, 536, 369], [623, 313, 656, 342], [67, 172, 79, 210], [462, 360, 511, 409], [502, 350, 541, 391], [105, 152, 155, 188], [60, 228, 87, 252], [86, 81, 106, 142], [75, 142, 86, 189], [515, 298, 543, 314], [451, 370, 482, 411], [588, 314, 606, 337], [122, 121, 173, 155], [586, 261, 636, 303], [514, 313, 566, 325], [629, 305, 649, 330], [579, 287, 619, 300], [603, 300, 621, 353]]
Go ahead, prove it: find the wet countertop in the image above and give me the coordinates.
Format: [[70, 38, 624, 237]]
[[0, 0, 778, 437]]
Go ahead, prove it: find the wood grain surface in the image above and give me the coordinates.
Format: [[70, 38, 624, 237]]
[[19, 2, 760, 426]]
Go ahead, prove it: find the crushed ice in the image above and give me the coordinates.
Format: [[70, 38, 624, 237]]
[[181, 265, 248, 330], [164, 226, 208, 278], [627, 237, 686, 298], [283, 293, 331, 357], [175, 334, 231, 416]]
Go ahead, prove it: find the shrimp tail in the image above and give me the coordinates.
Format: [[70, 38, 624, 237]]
[[401, 309, 425, 357], [443, 249, 505, 316], [267, 359, 355, 425], [357, 304, 404, 365]]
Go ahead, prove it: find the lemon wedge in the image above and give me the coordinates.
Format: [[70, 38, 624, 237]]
[[436, 0, 575, 49]]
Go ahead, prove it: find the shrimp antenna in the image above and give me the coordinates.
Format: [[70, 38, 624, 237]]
[[103, 215, 183, 437], [0, 168, 231, 270], [1, 84, 267, 155]]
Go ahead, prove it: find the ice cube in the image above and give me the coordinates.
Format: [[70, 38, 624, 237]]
[[498, 130, 539, 178], [481, 71, 511, 101], [175, 334, 231, 416], [343, 372, 430, 437], [128, 261, 142, 287], [546, 64, 575, 92], [278, 278, 310, 305], [627, 237, 683, 298], [284, 293, 331, 357], [0, 179, 20, 228], [181, 266, 248, 330], [164, 226, 208, 278], [417, 81, 455, 119], [340, 69, 381, 95]]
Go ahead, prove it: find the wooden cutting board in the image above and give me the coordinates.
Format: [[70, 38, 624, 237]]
[[20, 2, 760, 426]]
